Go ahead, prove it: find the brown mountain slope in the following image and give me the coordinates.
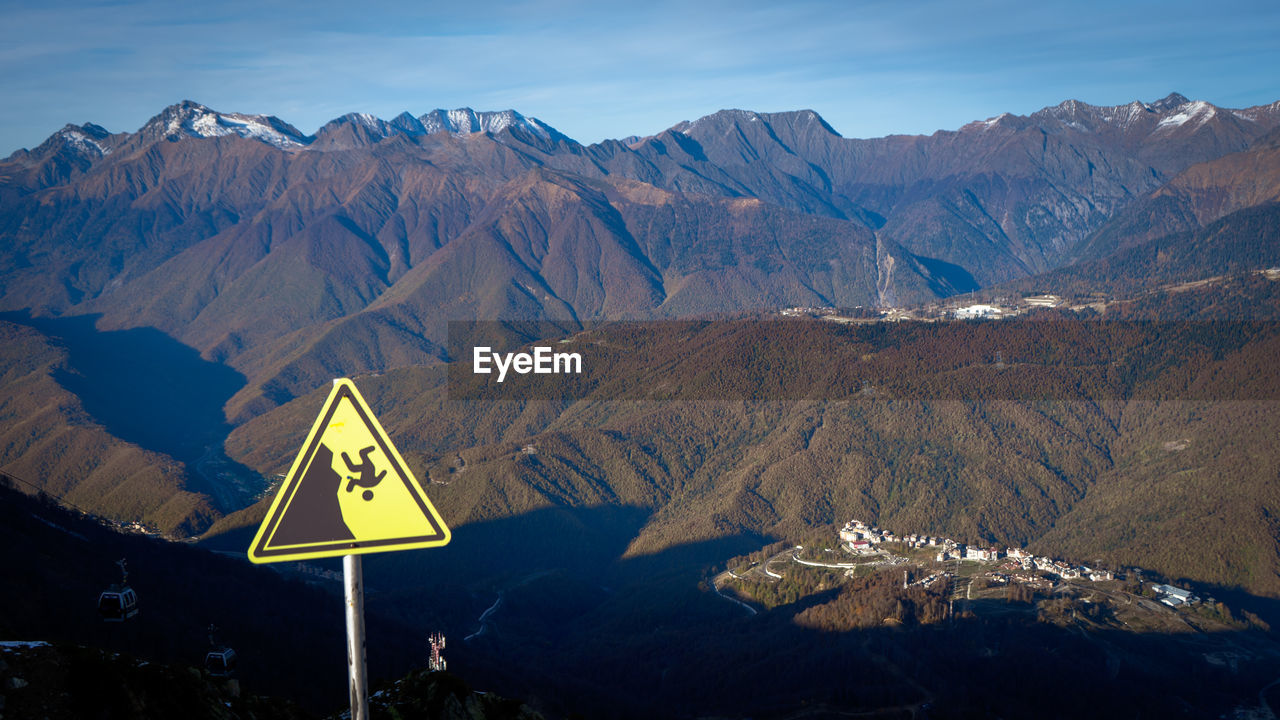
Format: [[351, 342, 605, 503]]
[[1152, 126, 1280, 216], [0, 320, 214, 534], [1039, 331, 1280, 590], [215, 170, 958, 419], [221, 313, 1280, 596], [1076, 126, 1280, 259], [1002, 201, 1280, 300]]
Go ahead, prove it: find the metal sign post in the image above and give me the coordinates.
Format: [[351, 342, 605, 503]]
[[345, 554, 369, 720]]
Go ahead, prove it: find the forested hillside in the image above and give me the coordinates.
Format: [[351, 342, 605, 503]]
[[217, 291, 1280, 597]]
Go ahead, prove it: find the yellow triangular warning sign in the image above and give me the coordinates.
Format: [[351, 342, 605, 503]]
[[248, 378, 450, 563]]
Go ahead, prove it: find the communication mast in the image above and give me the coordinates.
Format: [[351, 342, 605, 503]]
[[428, 632, 446, 672]]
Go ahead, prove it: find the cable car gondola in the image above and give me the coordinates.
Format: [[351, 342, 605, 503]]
[[204, 624, 237, 678], [98, 558, 138, 622], [204, 647, 237, 677]]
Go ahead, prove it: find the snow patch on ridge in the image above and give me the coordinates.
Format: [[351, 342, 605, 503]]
[[1100, 101, 1152, 129], [983, 112, 1012, 128], [62, 129, 110, 157], [1232, 101, 1280, 123], [1156, 100, 1215, 131], [959, 112, 1014, 132]]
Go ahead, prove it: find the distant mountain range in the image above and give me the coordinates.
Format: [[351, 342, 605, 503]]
[[4, 94, 1279, 417], [3, 93, 1280, 535]]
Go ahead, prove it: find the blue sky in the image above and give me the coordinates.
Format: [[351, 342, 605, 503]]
[[2, 0, 1279, 154]]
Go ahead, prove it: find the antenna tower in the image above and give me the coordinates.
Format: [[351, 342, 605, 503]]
[[428, 632, 447, 672]]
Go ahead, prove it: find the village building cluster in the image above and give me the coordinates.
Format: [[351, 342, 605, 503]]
[[774, 294, 1084, 325], [839, 519, 1117, 583]]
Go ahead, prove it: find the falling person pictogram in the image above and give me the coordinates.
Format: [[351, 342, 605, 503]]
[[343, 446, 386, 501]]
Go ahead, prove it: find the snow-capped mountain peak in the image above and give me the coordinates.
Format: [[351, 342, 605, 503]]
[[419, 108, 554, 139], [1035, 97, 1157, 131], [2, 122, 116, 166], [143, 100, 312, 149], [53, 122, 113, 157], [312, 107, 563, 149], [1024, 93, 1239, 137]]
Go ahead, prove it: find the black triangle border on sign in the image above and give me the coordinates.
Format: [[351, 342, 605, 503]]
[[248, 380, 449, 563]]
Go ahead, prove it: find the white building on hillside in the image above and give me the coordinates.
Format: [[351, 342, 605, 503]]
[[1152, 584, 1195, 606], [964, 546, 1000, 561], [954, 304, 1002, 319]]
